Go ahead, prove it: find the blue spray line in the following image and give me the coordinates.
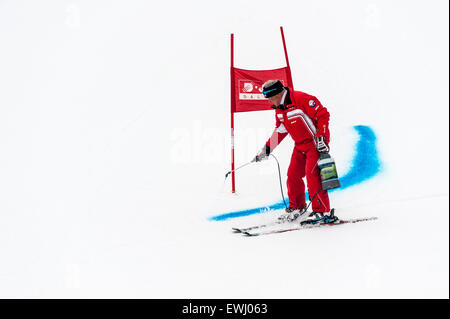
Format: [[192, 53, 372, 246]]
[[209, 125, 382, 221]]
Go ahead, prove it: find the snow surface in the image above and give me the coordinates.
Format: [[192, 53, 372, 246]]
[[0, 0, 448, 298]]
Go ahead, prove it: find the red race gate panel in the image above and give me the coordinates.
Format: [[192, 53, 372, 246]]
[[232, 67, 292, 113]]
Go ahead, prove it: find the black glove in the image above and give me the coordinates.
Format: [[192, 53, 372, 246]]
[[316, 136, 329, 153], [253, 145, 271, 162]]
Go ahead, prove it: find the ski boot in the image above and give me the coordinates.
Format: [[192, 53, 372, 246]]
[[278, 207, 307, 222], [279, 207, 318, 223], [300, 208, 339, 226]]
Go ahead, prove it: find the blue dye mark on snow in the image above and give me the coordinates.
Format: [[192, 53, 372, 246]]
[[209, 125, 382, 221], [337, 125, 382, 190]]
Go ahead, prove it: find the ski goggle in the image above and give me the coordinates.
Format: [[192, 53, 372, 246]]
[[262, 87, 283, 98], [262, 88, 278, 97]]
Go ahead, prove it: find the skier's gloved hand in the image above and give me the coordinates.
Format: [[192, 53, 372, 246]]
[[254, 153, 268, 162], [316, 136, 329, 153], [253, 145, 271, 162]]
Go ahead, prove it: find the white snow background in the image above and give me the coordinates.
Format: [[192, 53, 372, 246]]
[[0, 0, 448, 298]]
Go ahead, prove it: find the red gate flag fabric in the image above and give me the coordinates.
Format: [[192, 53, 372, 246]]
[[231, 67, 292, 113]]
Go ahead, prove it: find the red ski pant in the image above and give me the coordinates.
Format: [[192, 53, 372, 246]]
[[287, 141, 330, 212]]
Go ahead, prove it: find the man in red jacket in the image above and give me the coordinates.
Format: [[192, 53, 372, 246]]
[[254, 80, 335, 223]]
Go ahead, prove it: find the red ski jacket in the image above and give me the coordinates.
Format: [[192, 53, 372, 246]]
[[265, 88, 330, 151]]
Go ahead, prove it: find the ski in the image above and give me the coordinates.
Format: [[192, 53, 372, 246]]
[[242, 216, 378, 237], [232, 208, 332, 233], [231, 208, 319, 233], [232, 219, 288, 233]]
